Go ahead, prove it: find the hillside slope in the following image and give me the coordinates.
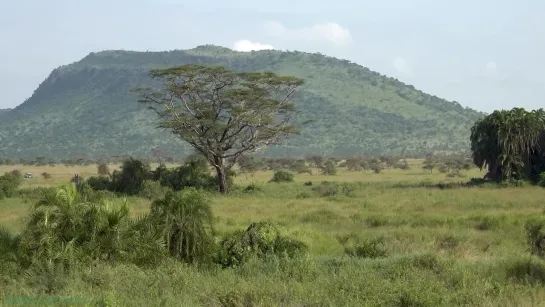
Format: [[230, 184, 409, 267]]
[[0, 45, 483, 159]]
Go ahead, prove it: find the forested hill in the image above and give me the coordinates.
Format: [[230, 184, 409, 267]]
[[0, 45, 484, 159]]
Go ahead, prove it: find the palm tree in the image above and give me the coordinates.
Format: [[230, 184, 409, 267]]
[[470, 108, 545, 181], [19, 184, 165, 267], [149, 188, 214, 263]]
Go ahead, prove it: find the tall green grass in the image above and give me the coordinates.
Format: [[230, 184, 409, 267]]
[[2, 169, 545, 306]]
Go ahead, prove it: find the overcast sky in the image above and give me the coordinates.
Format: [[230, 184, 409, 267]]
[[1, 0, 544, 112]]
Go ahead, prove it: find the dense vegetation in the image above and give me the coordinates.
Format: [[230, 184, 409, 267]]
[[2, 157, 545, 305], [470, 108, 545, 181], [0, 45, 483, 159]]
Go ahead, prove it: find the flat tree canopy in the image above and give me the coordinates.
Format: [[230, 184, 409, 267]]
[[134, 65, 304, 193]]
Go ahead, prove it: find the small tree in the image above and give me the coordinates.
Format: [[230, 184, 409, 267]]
[[270, 170, 294, 183], [134, 65, 304, 193], [97, 163, 110, 176], [321, 160, 337, 175]]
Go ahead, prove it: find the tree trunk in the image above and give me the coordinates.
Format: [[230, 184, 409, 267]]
[[214, 157, 228, 194]]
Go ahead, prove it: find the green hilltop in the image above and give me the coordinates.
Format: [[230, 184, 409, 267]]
[[0, 45, 484, 159]]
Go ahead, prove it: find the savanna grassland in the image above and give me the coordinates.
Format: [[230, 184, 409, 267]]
[[2, 161, 545, 306]]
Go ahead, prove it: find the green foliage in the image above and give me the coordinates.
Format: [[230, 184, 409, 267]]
[[321, 160, 337, 175], [470, 107, 545, 181], [135, 64, 304, 193], [155, 156, 217, 191], [337, 234, 388, 259], [526, 219, 545, 258], [216, 222, 307, 268], [86, 175, 112, 191], [311, 181, 357, 198], [111, 158, 152, 195], [139, 180, 170, 200], [16, 184, 166, 275], [539, 172, 545, 187], [0, 46, 483, 159], [0, 170, 23, 199], [269, 170, 294, 183], [149, 188, 215, 263]]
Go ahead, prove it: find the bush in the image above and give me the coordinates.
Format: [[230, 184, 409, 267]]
[[269, 170, 294, 183], [337, 234, 387, 258], [526, 219, 545, 258], [17, 184, 166, 272], [370, 164, 384, 174], [216, 222, 307, 268], [140, 180, 169, 200], [311, 181, 357, 198], [0, 171, 23, 199], [538, 172, 545, 187], [86, 176, 112, 191], [321, 160, 337, 175], [149, 188, 215, 263], [154, 156, 220, 191], [243, 183, 262, 193], [289, 160, 312, 174], [111, 158, 152, 195], [97, 163, 110, 176], [395, 161, 410, 170]]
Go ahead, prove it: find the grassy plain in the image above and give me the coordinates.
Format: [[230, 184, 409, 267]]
[[2, 161, 545, 306]]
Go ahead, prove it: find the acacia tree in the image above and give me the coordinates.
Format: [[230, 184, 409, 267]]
[[134, 65, 304, 193], [470, 108, 545, 181]]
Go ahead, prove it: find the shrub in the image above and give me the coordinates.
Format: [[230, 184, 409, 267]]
[[311, 181, 356, 198], [17, 184, 166, 271], [438, 235, 459, 251], [269, 170, 294, 183], [149, 188, 215, 263], [296, 191, 312, 199], [86, 176, 112, 191], [538, 172, 545, 187], [370, 164, 384, 174], [243, 183, 262, 193], [97, 163, 110, 176], [395, 161, 410, 170], [526, 219, 545, 258], [216, 222, 307, 268], [321, 160, 337, 175], [289, 160, 312, 174], [155, 156, 221, 191], [140, 180, 169, 200], [337, 234, 387, 258], [0, 171, 23, 199], [505, 257, 545, 284], [110, 158, 152, 195]]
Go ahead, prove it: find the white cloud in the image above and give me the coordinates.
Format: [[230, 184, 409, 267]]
[[263, 21, 353, 46], [392, 57, 412, 76], [485, 60, 497, 72], [233, 40, 275, 52], [482, 60, 500, 78]]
